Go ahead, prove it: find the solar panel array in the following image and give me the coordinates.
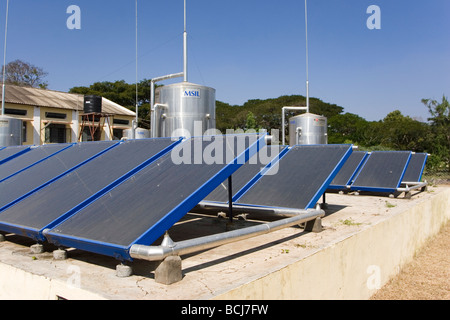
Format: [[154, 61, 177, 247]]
[[327, 151, 428, 193], [0, 137, 428, 262]]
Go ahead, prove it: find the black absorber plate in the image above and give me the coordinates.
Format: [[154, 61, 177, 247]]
[[235, 144, 352, 209], [350, 151, 411, 191]]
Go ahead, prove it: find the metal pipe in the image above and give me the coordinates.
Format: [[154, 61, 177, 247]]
[[397, 181, 428, 192], [281, 106, 308, 145], [129, 208, 324, 261], [195, 200, 321, 218], [150, 72, 184, 137], [151, 103, 168, 138]]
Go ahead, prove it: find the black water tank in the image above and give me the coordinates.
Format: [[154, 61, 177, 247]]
[[84, 95, 102, 113]]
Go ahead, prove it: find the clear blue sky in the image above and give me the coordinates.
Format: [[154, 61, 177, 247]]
[[1, 0, 449, 121]]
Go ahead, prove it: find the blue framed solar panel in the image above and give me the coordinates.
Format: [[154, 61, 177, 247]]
[[233, 144, 353, 210], [402, 153, 427, 182], [350, 151, 411, 193], [0, 143, 74, 182], [204, 145, 289, 203], [0, 138, 182, 242], [0, 140, 120, 212], [0, 145, 31, 165], [43, 134, 266, 261], [328, 151, 368, 190]]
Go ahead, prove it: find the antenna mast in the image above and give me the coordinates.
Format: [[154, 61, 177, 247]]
[[305, 0, 309, 113], [1, 0, 10, 115], [183, 0, 188, 82]]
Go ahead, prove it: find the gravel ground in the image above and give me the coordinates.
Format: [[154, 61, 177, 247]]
[[370, 219, 450, 300]]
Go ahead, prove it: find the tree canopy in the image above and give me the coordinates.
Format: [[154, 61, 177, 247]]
[[2, 59, 48, 89]]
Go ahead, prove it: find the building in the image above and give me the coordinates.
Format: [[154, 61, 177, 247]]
[[0, 85, 136, 145]]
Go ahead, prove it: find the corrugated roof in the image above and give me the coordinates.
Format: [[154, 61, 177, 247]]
[[0, 85, 135, 117]]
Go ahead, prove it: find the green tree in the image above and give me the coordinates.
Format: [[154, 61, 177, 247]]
[[422, 96, 450, 172]]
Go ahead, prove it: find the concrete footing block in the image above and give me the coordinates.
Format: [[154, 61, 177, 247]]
[[155, 256, 183, 285], [53, 249, 68, 260], [304, 217, 323, 233], [0, 234, 5, 242], [116, 263, 133, 278], [30, 243, 44, 254]]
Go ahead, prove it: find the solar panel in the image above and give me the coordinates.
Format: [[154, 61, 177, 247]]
[[328, 151, 368, 189], [0, 140, 119, 211], [43, 134, 266, 261], [0, 143, 73, 182], [0, 145, 31, 165], [0, 138, 181, 241], [402, 153, 427, 182], [234, 144, 353, 210], [350, 151, 411, 192], [204, 145, 288, 203]]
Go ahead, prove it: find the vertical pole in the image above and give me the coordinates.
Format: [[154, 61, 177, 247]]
[[304, 0, 309, 113], [183, 0, 188, 82], [134, 0, 138, 137], [228, 175, 233, 223], [1, 0, 10, 115]]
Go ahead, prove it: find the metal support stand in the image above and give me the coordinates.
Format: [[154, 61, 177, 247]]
[[227, 175, 233, 223], [321, 192, 328, 209]]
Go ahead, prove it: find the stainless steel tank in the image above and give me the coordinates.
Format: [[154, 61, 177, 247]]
[[153, 82, 216, 138], [0, 116, 23, 147], [123, 127, 150, 140], [288, 113, 327, 145]]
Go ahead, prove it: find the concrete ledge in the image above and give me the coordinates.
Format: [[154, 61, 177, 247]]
[[214, 187, 450, 299], [0, 186, 448, 300]]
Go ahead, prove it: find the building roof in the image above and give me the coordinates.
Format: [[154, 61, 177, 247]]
[[0, 85, 135, 117]]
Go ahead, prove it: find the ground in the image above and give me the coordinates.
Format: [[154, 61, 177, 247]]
[[370, 218, 450, 300]]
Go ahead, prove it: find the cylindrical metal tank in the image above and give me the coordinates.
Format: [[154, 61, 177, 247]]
[[288, 113, 327, 145], [123, 127, 150, 140], [153, 82, 216, 138], [84, 95, 102, 113], [0, 116, 23, 147]]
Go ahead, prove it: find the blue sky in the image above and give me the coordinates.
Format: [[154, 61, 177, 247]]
[[1, 0, 449, 121]]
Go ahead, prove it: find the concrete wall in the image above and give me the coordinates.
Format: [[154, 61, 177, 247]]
[[0, 263, 106, 300], [214, 187, 450, 300]]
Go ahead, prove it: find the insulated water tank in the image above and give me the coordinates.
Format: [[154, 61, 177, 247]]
[[288, 113, 327, 145], [84, 95, 102, 113], [123, 127, 150, 140], [0, 116, 23, 147], [153, 82, 216, 138]]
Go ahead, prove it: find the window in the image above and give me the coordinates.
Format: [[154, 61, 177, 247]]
[[113, 128, 124, 140], [5, 108, 27, 116], [45, 124, 69, 144], [45, 112, 67, 119]]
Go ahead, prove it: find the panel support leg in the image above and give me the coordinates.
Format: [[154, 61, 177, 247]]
[[304, 217, 323, 233], [154, 256, 183, 285]]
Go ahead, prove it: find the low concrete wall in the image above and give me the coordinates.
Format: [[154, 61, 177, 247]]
[[214, 187, 450, 299], [0, 263, 106, 300]]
